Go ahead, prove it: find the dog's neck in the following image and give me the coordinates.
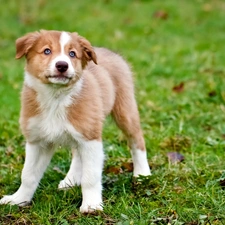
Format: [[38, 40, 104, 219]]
[[24, 71, 83, 107]]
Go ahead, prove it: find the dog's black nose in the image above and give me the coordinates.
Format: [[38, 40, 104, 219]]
[[56, 61, 68, 73]]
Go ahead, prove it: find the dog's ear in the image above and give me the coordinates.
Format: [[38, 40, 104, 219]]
[[78, 36, 97, 65], [16, 32, 41, 59]]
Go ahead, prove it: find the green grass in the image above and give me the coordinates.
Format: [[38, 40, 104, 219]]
[[1, 0, 225, 224]]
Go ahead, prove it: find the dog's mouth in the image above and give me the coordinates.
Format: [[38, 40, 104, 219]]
[[46, 75, 72, 84], [47, 75, 71, 79]]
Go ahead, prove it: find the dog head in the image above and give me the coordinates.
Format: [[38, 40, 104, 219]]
[[16, 30, 97, 86]]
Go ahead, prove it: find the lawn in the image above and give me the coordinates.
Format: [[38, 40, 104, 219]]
[[0, 0, 225, 224]]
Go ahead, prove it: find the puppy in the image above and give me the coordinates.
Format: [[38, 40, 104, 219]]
[[0, 30, 151, 213]]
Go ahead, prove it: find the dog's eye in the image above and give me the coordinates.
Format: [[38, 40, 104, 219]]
[[69, 51, 76, 58], [44, 48, 51, 55]]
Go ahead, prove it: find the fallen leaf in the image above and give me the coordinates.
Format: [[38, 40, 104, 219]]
[[172, 82, 184, 93], [105, 166, 122, 174], [121, 162, 133, 172], [219, 177, 225, 189], [105, 159, 134, 174], [208, 90, 216, 97], [167, 152, 184, 163], [153, 10, 168, 20]]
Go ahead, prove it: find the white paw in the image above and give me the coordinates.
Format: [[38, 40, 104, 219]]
[[0, 194, 30, 206], [131, 148, 152, 177], [58, 179, 76, 190], [58, 173, 81, 190], [80, 202, 103, 213], [133, 168, 152, 177], [80, 191, 103, 213]]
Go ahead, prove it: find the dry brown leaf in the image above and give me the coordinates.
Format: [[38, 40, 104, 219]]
[[172, 82, 184, 93], [167, 152, 185, 163], [219, 179, 225, 189], [121, 162, 133, 172], [153, 10, 168, 20], [208, 90, 216, 97], [105, 166, 122, 174]]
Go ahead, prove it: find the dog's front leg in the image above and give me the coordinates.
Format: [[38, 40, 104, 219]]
[[0, 142, 55, 206], [78, 140, 104, 213]]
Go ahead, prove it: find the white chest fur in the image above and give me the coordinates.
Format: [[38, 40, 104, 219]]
[[25, 72, 83, 145], [28, 101, 72, 145]]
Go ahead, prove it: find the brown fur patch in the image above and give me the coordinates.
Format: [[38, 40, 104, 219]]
[[67, 71, 104, 141], [20, 85, 40, 137], [78, 36, 97, 66]]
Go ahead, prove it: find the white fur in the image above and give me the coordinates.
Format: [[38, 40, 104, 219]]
[[60, 32, 71, 53], [58, 141, 104, 213], [131, 146, 151, 177], [78, 140, 104, 213]]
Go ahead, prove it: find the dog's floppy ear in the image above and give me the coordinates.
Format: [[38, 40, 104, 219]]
[[16, 31, 41, 59], [78, 36, 97, 65]]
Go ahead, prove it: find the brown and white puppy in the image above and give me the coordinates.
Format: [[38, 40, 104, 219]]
[[0, 30, 151, 213]]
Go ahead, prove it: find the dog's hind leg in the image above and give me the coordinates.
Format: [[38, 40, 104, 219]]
[[112, 91, 151, 177]]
